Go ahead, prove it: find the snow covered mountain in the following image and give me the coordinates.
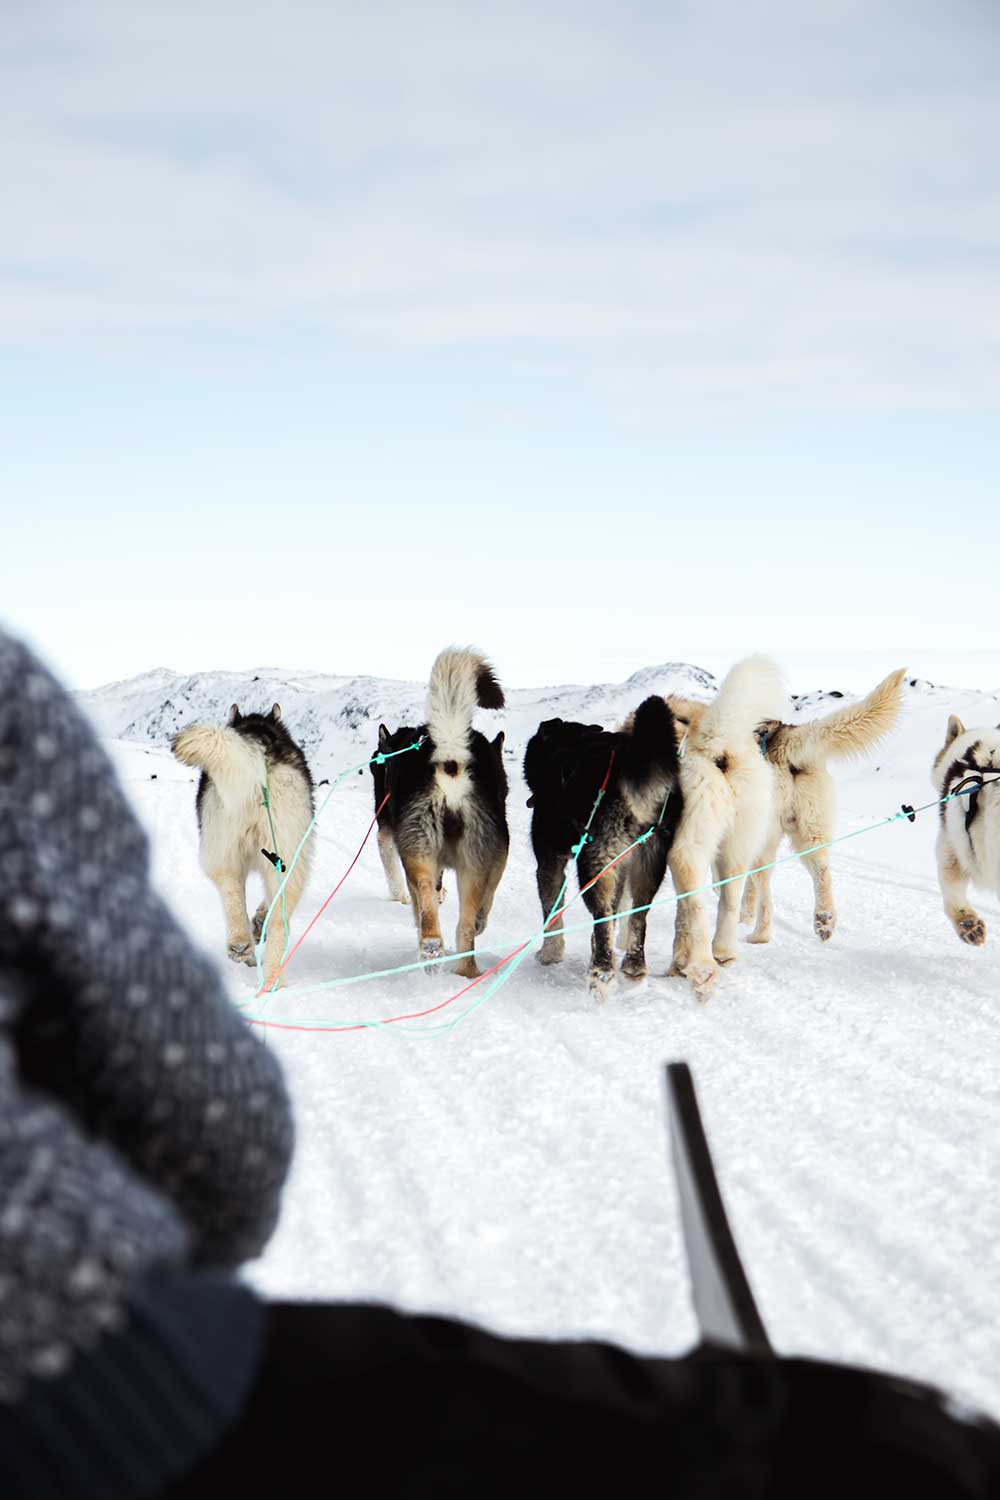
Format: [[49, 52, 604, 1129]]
[[79, 659, 723, 774]]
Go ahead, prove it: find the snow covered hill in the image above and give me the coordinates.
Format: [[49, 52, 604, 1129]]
[[84, 657, 1000, 1421]]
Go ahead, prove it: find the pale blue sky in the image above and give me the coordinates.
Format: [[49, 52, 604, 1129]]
[[3, 1, 999, 689]]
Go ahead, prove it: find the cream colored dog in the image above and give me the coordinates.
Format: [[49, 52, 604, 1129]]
[[741, 669, 906, 944], [931, 713, 1000, 948], [621, 656, 785, 998]]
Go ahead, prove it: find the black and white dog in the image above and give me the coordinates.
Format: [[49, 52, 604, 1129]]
[[371, 726, 446, 908], [172, 703, 315, 990], [375, 648, 508, 978], [523, 699, 682, 1000]]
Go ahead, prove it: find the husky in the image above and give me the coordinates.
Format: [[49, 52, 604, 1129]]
[[171, 703, 314, 991], [931, 714, 1000, 948], [741, 669, 906, 945], [377, 648, 508, 978], [627, 657, 785, 998], [370, 728, 446, 908], [524, 697, 682, 1001]]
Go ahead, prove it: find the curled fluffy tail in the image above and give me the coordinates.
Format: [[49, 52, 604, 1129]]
[[781, 668, 906, 766], [171, 724, 266, 809], [696, 655, 786, 750], [426, 646, 504, 764]]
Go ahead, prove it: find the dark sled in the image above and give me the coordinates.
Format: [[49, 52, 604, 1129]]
[[664, 1061, 1000, 1495]]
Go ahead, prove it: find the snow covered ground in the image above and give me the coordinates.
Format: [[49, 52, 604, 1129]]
[[83, 657, 1000, 1418]]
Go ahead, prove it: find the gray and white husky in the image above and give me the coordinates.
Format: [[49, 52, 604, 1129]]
[[172, 703, 314, 990], [932, 714, 1000, 949]]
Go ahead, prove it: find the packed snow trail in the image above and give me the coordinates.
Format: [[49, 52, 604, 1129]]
[[99, 665, 1000, 1420]]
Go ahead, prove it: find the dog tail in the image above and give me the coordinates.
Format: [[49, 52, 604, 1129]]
[[695, 656, 786, 750], [626, 695, 681, 781], [778, 668, 907, 766], [426, 646, 504, 764], [171, 724, 266, 809]]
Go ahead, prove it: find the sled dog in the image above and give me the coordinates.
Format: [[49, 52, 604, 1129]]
[[742, 669, 906, 944], [172, 703, 314, 991], [376, 648, 508, 979]]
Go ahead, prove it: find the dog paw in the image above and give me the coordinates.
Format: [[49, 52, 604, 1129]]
[[419, 937, 444, 968], [620, 953, 647, 981], [454, 957, 480, 980], [814, 911, 836, 942], [536, 940, 566, 966], [667, 958, 688, 978], [688, 961, 718, 1000], [227, 939, 255, 965], [745, 929, 772, 945], [389, 889, 410, 905], [712, 946, 739, 966], [957, 914, 986, 947], [587, 968, 615, 1002]]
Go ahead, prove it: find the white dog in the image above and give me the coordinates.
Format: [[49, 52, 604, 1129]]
[[931, 714, 1000, 948], [741, 669, 906, 944], [172, 703, 315, 991], [621, 656, 785, 998], [664, 657, 785, 996]]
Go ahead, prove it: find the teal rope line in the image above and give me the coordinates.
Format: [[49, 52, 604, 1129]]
[[240, 756, 620, 1035], [253, 736, 425, 989], [260, 774, 289, 961], [236, 777, 994, 1031], [433, 756, 619, 1030]]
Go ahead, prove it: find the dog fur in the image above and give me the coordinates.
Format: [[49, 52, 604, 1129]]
[[622, 657, 785, 998], [741, 668, 907, 945], [523, 698, 682, 1001], [376, 647, 508, 979], [371, 731, 446, 907], [931, 714, 1000, 948], [171, 703, 315, 991]]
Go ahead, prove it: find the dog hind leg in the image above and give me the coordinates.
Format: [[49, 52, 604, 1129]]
[[668, 850, 717, 998], [746, 837, 779, 945], [740, 874, 757, 926], [403, 854, 447, 966], [258, 856, 309, 991], [582, 868, 622, 1001], [475, 846, 507, 936], [377, 825, 409, 904], [711, 841, 750, 965], [534, 852, 570, 966], [453, 867, 491, 980], [211, 870, 255, 965], [621, 838, 668, 981], [937, 835, 986, 946]]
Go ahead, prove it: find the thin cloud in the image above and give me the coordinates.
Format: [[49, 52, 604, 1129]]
[[3, 0, 999, 408]]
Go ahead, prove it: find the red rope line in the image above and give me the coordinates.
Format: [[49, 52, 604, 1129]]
[[249, 761, 639, 1036]]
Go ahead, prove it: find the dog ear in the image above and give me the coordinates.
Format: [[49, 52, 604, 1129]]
[[944, 714, 966, 747], [378, 723, 391, 746], [228, 703, 240, 724], [492, 730, 505, 752], [270, 703, 282, 721]]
